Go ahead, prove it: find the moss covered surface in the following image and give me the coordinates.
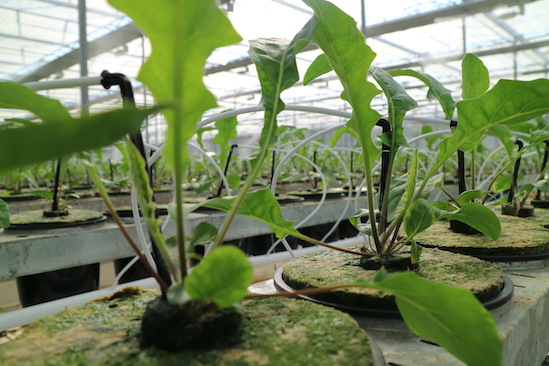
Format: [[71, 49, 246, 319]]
[[415, 215, 549, 256], [282, 248, 503, 309], [0, 287, 374, 366], [9, 209, 105, 227]]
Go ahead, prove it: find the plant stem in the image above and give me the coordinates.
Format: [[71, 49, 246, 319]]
[[471, 149, 476, 190]]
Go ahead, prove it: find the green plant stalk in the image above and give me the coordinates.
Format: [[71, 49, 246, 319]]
[[86, 164, 168, 293], [213, 43, 290, 247], [377, 152, 395, 236], [471, 149, 476, 190]]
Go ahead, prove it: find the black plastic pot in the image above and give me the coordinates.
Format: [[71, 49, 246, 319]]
[[532, 200, 549, 209], [17, 264, 100, 307]]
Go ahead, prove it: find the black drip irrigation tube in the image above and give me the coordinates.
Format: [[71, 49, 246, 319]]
[[101, 70, 172, 286]]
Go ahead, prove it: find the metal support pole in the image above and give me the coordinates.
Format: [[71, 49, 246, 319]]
[[78, 0, 89, 117]]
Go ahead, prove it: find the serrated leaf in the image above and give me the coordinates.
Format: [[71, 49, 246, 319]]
[[370, 67, 417, 149], [109, 0, 242, 170], [303, 0, 382, 170], [404, 198, 434, 238], [439, 202, 501, 240], [461, 54, 490, 100], [184, 246, 253, 307], [202, 188, 298, 239]]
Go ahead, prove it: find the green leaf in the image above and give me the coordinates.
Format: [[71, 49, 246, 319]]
[[461, 54, 490, 100], [303, 53, 332, 85], [184, 246, 253, 307], [455, 189, 487, 206], [0, 199, 9, 228], [213, 114, 238, 165], [189, 222, 218, 247], [454, 79, 549, 152], [404, 198, 434, 238], [303, 0, 382, 170], [534, 178, 549, 193], [439, 202, 501, 240], [349, 208, 370, 231], [31, 190, 53, 201], [389, 69, 455, 120], [0, 82, 71, 123], [165, 236, 177, 248], [400, 150, 419, 213], [421, 125, 443, 151], [226, 173, 241, 190], [109, 0, 242, 170], [248, 28, 313, 153], [0, 108, 153, 173], [370, 67, 417, 149], [203, 188, 299, 239], [125, 141, 179, 280], [364, 272, 502, 366], [493, 174, 511, 193]]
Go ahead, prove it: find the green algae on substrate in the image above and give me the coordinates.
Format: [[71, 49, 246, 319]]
[[281, 247, 504, 309], [0, 287, 374, 366], [9, 209, 105, 226], [415, 215, 549, 256]]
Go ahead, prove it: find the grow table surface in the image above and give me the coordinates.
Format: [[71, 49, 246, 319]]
[[0, 197, 365, 279]]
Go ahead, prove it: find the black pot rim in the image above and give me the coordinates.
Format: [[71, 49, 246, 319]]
[[273, 267, 514, 318], [6, 215, 107, 230]]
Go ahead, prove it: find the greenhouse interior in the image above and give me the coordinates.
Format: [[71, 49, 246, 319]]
[[0, 0, 548, 365]]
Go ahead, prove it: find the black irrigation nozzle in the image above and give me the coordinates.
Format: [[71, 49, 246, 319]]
[[450, 120, 467, 194], [313, 149, 318, 190], [270, 150, 276, 187], [376, 118, 391, 208], [508, 139, 524, 203], [215, 144, 238, 198], [100, 70, 172, 289], [536, 140, 549, 200]]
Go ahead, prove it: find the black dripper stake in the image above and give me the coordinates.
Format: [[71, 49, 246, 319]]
[[536, 140, 549, 200], [508, 139, 524, 203], [51, 158, 62, 212], [215, 144, 238, 198], [270, 150, 276, 187], [101, 70, 172, 289], [450, 120, 467, 194], [313, 149, 318, 190], [376, 118, 391, 208]]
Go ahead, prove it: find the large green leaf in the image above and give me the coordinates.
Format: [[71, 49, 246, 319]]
[[364, 271, 501, 366], [461, 54, 489, 100], [203, 188, 299, 239], [303, 0, 381, 169], [189, 222, 218, 247], [248, 25, 313, 152], [109, 0, 242, 169], [403, 198, 434, 238], [431, 78, 549, 179], [389, 69, 455, 120], [370, 67, 417, 149], [184, 246, 253, 308], [439, 202, 501, 240], [0, 82, 71, 123], [0, 108, 153, 173]]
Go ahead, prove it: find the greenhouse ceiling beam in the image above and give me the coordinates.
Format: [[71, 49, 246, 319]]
[[13, 23, 143, 83], [207, 0, 540, 75], [33, 0, 116, 17], [483, 12, 548, 64], [385, 38, 549, 70]]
